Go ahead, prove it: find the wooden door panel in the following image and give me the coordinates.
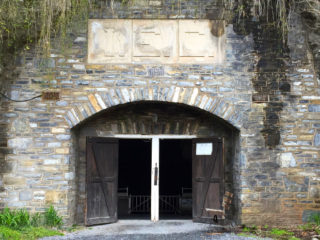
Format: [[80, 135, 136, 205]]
[[86, 137, 118, 226], [201, 183, 220, 218], [192, 138, 223, 223], [87, 183, 109, 218], [92, 143, 116, 177]]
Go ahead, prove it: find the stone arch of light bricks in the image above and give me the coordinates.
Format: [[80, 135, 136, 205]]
[[65, 87, 243, 129]]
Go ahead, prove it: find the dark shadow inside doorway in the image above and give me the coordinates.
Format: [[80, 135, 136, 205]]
[[160, 139, 192, 219], [118, 139, 151, 219]]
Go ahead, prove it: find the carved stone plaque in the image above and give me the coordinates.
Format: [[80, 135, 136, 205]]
[[132, 20, 178, 63], [88, 19, 132, 64], [179, 20, 225, 63], [88, 19, 225, 64]]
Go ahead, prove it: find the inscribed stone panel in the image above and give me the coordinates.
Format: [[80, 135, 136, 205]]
[[88, 19, 225, 64], [88, 19, 132, 64], [132, 20, 178, 63], [179, 20, 225, 63]]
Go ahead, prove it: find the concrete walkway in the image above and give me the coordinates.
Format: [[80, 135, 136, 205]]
[[41, 220, 271, 240]]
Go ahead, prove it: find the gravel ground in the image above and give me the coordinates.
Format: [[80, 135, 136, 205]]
[[43, 232, 267, 240], [41, 220, 271, 240]]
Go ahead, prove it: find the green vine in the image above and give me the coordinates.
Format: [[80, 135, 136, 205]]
[[0, 0, 89, 54]]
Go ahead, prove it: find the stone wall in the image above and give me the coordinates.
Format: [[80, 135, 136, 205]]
[[0, 0, 319, 226]]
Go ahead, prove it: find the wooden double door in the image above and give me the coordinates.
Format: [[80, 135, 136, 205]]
[[85, 136, 223, 225]]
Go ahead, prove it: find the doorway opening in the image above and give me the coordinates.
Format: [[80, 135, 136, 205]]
[[159, 139, 192, 219], [118, 139, 151, 219], [76, 101, 240, 225]]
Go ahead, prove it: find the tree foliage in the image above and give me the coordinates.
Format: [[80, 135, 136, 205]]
[[0, 0, 91, 90], [0, 0, 89, 54]]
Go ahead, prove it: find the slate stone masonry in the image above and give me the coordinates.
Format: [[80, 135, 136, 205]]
[[0, 0, 319, 226]]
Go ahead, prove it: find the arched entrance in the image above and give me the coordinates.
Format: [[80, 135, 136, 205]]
[[73, 101, 239, 225]]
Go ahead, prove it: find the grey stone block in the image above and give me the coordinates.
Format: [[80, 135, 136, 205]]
[[5, 113, 18, 118], [315, 132, 320, 146], [308, 104, 320, 112], [8, 138, 32, 149], [56, 134, 71, 141], [284, 177, 309, 192], [19, 191, 32, 201]]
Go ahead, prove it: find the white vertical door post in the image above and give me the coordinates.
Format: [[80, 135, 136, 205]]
[[151, 137, 159, 222]]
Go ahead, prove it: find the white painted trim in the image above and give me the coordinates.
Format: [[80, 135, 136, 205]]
[[113, 134, 196, 139], [151, 137, 159, 222]]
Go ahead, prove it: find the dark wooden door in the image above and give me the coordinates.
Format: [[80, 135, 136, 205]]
[[86, 137, 118, 226], [192, 138, 223, 223]]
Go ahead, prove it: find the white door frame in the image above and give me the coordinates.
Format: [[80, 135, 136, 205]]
[[114, 134, 196, 222]]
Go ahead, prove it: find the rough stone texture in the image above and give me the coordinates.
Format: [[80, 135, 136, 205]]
[[280, 153, 296, 168], [19, 191, 33, 201], [89, 19, 226, 64], [0, 0, 318, 227]]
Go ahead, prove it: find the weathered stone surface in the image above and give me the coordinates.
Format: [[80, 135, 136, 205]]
[[12, 118, 29, 133], [3, 177, 25, 185], [315, 131, 320, 146], [309, 187, 320, 198], [88, 94, 101, 112], [19, 191, 32, 201], [65, 172, 74, 180], [8, 138, 32, 149], [284, 177, 309, 192], [309, 105, 320, 112], [88, 19, 225, 64], [133, 20, 178, 63], [45, 191, 66, 204], [88, 19, 132, 64], [74, 37, 86, 43], [179, 20, 225, 63], [55, 148, 69, 154], [56, 135, 71, 141], [280, 153, 296, 168], [52, 128, 66, 134]]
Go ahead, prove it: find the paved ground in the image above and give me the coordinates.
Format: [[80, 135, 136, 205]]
[[41, 220, 271, 240]]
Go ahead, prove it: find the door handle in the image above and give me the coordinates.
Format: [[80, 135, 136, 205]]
[[154, 164, 158, 186]]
